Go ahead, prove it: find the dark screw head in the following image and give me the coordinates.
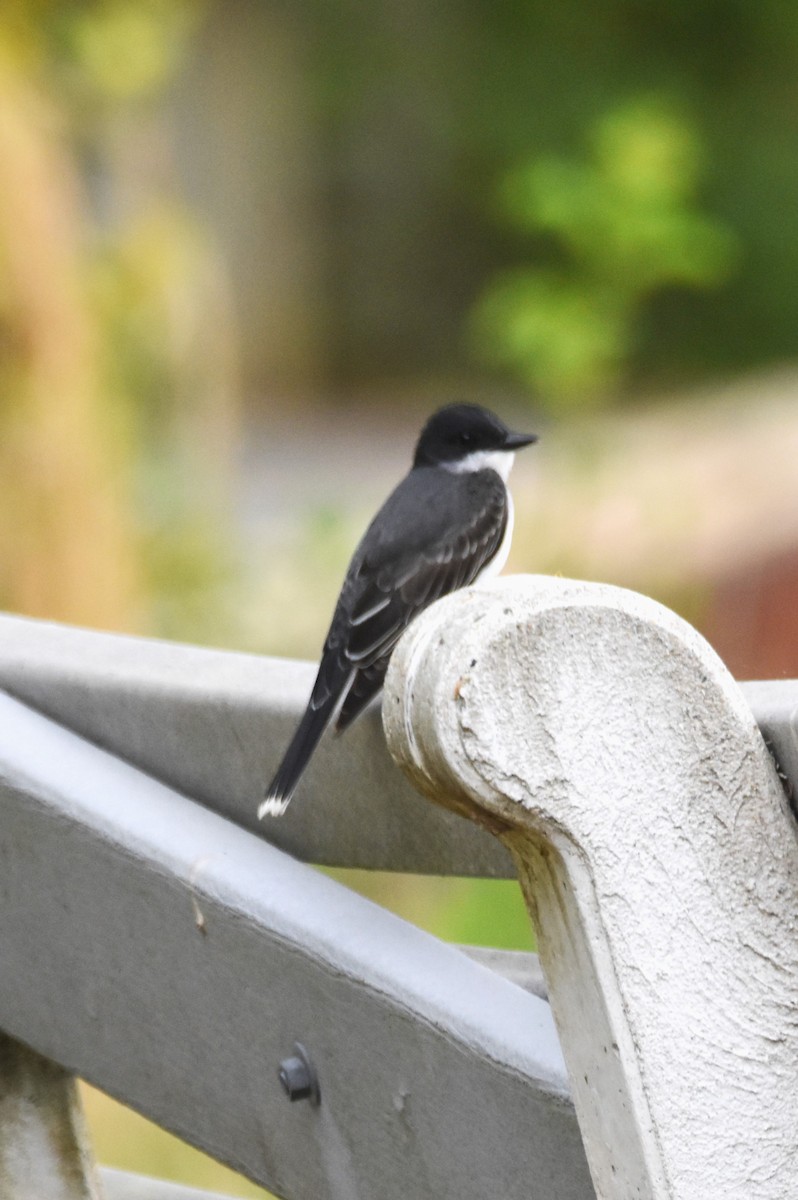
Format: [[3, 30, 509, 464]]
[[278, 1042, 320, 1105], [279, 1055, 311, 1100]]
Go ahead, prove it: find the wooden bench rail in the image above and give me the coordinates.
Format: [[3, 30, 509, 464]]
[[0, 613, 511, 877], [0, 611, 793, 880], [0, 691, 592, 1200]]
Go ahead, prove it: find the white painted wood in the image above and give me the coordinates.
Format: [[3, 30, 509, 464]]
[[0, 613, 512, 876], [459, 947, 548, 999], [0, 1034, 102, 1199], [0, 691, 593, 1200], [0, 610, 790, 879], [383, 575, 798, 1200], [100, 1167, 236, 1199]]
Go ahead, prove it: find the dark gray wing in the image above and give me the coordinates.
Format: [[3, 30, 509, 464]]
[[320, 467, 508, 730]]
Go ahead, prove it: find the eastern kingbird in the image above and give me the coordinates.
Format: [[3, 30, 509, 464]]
[[259, 403, 538, 817]]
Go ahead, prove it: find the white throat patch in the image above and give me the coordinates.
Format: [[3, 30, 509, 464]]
[[443, 448, 516, 482]]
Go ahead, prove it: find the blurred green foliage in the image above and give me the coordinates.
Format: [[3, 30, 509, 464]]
[[1, 0, 202, 104], [330, 871, 535, 952], [306, 0, 798, 399], [89, 202, 242, 645], [463, 1, 798, 401], [62, 0, 199, 99], [474, 98, 738, 407]]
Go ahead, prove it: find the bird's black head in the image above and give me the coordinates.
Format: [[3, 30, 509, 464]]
[[413, 403, 538, 469]]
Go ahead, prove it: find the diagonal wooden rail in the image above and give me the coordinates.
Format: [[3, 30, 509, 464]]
[[0, 686, 591, 1200]]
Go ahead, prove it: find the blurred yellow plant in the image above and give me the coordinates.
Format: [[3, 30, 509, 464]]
[[0, 60, 144, 628], [0, 1, 237, 638]]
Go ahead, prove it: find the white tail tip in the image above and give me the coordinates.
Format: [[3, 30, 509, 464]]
[[258, 793, 290, 819]]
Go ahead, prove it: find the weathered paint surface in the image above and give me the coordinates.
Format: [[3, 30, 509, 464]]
[[384, 575, 798, 1200], [0, 610, 789, 878], [0, 613, 512, 876], [0, 692, 593, 1200], [0, 1034, 102, 1200]]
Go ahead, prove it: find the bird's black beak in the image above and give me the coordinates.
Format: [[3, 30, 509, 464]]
[[503, 430, 539, 450]]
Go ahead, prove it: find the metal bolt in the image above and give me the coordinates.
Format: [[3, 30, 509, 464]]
[[278, 1042, 320, 1105]]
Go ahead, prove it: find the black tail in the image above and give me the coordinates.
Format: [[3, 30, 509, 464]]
[[334, 660, 386, 732], [259, 690, 339, 817]]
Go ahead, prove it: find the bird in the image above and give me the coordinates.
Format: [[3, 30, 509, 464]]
[[259, 402, 538, 817]]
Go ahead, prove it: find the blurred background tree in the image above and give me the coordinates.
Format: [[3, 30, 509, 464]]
[[473, 97, 739, 407], [0, 0, 238, 637], [186, 0, 797, 404], [0, 45, 143, 628], [5, 0, 798, 640]]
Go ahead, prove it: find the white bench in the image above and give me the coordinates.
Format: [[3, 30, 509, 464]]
[[0, 575, 794, 1198]]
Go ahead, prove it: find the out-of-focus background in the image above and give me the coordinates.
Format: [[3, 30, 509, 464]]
[[4, 2, 798, 1194]]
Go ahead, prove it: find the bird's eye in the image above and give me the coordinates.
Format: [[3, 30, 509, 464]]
[[460, 432, 473, 445]]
